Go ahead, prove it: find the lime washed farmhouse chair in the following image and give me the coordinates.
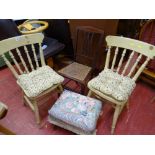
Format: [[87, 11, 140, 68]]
[[87, 35, 155, 134], [0, 33, 64, 124]]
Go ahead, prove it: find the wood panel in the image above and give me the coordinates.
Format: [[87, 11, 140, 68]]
[[69, 20, 119, 71], [69, 19, 118, 41]]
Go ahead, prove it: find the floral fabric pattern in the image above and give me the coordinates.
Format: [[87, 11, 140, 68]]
[[88, 69, 136, 101], [49, 90, 102, 133], [17, 65, 64, 98]]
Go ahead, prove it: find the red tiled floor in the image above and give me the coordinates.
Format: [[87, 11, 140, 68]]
[[0, 67, 155, 135]]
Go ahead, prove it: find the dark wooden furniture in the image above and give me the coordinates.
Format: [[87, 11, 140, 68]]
[[0, 102, 15, 135], [117, 19, 142, 39], [58, 26, 104, 94], [138, 19, 155, 86], [58, 62, 92, 94], [0, 19, 65, 68], [69, 20, 118, 69]]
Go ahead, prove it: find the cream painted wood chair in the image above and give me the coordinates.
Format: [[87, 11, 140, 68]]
[[0, 33, 64, 124], [87, 35, 155, 134]]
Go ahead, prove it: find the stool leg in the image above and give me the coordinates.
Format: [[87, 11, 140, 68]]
[[80, 84, 85, 95]]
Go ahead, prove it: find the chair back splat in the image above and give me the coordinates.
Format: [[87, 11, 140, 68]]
[[75, 26, 104, 72], [0, 33, 45, 79], [105, 36, 155, 81]]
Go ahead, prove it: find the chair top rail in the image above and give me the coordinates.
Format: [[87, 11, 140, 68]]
[[106, 35, 155, 59], [0, 33, 44, 55]]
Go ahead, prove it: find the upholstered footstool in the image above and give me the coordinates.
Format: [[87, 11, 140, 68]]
[[48, 90, 102, 135]]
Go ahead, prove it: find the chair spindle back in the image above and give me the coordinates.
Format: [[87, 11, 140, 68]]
[[0, 33, 45, 79], [105, 36, 155, 81]]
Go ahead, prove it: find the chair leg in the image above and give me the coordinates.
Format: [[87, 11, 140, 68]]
[[0, 124, 15, 135], [33, 100, 40, 124], [120, 104, 125, 114], [22, 91, 26, 106], [87, 90, 92, 97], [126, 101, 129, 109], [111, 105, 121, 134]]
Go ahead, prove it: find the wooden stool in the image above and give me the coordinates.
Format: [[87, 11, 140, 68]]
[[58, 26, 104, 94], [0, 102, 15, 135], [58, 62, 92, 94]]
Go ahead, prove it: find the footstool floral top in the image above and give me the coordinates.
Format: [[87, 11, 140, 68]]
[[49, 90, 102, 133]]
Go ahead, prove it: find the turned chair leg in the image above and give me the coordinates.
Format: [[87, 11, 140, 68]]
[[111, 105, 121, 134], [126, 101, 129, 109], [87, 90, 92, 97], [33, 100, 40, 124], [22, 91, 27, 106], [120, 104, 125, 114]]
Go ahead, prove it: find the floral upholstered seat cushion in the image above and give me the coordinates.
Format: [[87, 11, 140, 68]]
[[17, 65, 64, 98], [48, 90, 102, 133], [88, 69, 136, 101]]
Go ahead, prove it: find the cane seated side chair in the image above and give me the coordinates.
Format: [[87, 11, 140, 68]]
[[87, 35, 155, 134], [58, 26, 104, 94], [0, 33, 64, 124]]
